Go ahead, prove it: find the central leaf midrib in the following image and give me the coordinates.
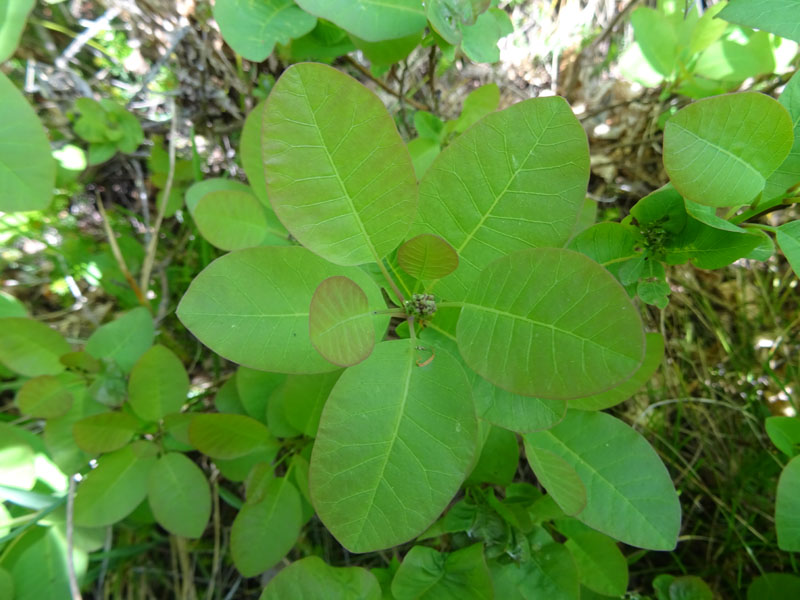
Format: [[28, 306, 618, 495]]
[[356, 349, 415, 544], [461, 302, 635, 360], [454, 109, 558, 254], [669, 121, 764, 181], [533, 433, 670, 544], [298, 73, 382, 265]]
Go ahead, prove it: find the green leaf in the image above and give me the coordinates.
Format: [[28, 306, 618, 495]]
[[461, 8, 512, 63], [44, 391, 107, 475], [690, 30, 776, 87], [776, 454, 800, 551], [350, 31, 422, 66], [236, 366, 286, 422], [766, 416, 800, 457], [15, 375, 74, 418], [0, 423, 36, 491], [185, 178, 251, 215], [466, 425, 519, 486], [189, 413, 277, 459], [427, 0, 469, 44], [719, 0, 800, 43], [294, 0, 426, 42], [0, 566, 11, 599], [391, 544, 492, 600], [663, 92, 794, 207], [0, 318, 70, 377], [215, 376, 246, 415], [747, 574, 800, 600], [421, 322, 567, 433], [764, 71, 800, 200], [408, 137, 441, 178], [127, 345, 189, 422], [279, 371, 343, 437], [776, 221, 800, 277], [397, 234, 459, 280], [309, 339, 478, 552], [259, 556, 381, 600], [563, 529, 628, 596], [193, 189, 272, 251], [177, 246, 388, 373], [231, 476, 302, 576], [73, 441, 158, 527], [0, 290, 27, 318], [525, 447, 586, 516], [147, 452, 210, 538], [665, 217, 762, 269], [665, 576, 713, 600], [267, 386, 302, 438], [489, 543, 580, 600], [629, 7, 678, 78], [0, 0, 35, 61], [310, 276, 376, 367], [569, 332, 664, 411], [457, 248, 645, 400], [1, 527, 86, 600], [72, 412, 139, 454], [415, 97, 589, 300], [261, 63, 418, 266], [85, 307, 154, 373], [213, 0, 316, 61], [448, 83, 500, 134], [524, 410, 681, 550], [0, 72, 55, 212]]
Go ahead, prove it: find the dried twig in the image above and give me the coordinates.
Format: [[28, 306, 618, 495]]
[[140, 97, 178, 293], [66, 475, 83, 600], [96, 194, 151, 309], [343, 56, 430, 112]]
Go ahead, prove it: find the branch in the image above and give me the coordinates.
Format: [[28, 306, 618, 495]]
[[344, 56, 431, 112]]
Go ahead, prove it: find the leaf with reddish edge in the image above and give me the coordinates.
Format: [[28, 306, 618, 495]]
[[309, 276, 375, 367], [397, 234, 459, 281]]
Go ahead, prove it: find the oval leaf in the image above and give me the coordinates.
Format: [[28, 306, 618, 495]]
[[397, 234, 459, 280], [310, 276, 375, 367], [189, 413, 276, 460], [569, 332, 664, 411], [72, 412, 139, 454], [127, 345, 189, 422], [294, 0, 426, 42], [776, 455, 800, 551], [73, 441, 158, 527], [147, 452, 211, 538], [526, 447, 587, 516], [524, 410, 681, 550], [213, 0, 317, 62], [563, 529, 629, 597], [663, 92, 793, 207], [184, 177, 252, 215], [177, 246, 387, 374], [457, 248, 645, 400], [310, 339, 479, 553], [231, 476, 302, 576], [85, 307, 154, 373], [415, 95, 590, 300], [0, 317, 70, 377], [259, 556, 381, 600], [280, 371, 343, 437], [262, 63, 418, 266], [193, 190, 270, 251], [15, 375, 74, 419], [0, 72, 55, 212]]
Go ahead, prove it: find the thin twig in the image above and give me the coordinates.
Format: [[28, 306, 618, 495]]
[[55, 7, 121, 70], [95, 526, 113, 598], [127, 24, 191, 107], [343, 56, 430, 111], [96, 194, 151, 310], [140, 98, 178, 293], [66, 476, 83, 600], [205, 471, 221, 600], [586, 0, 641, 53]]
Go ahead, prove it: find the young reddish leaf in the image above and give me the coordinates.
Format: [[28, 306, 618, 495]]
[[397, 234, 459, 280], [15, 375, 74, 419], [72, 412, 139, 454], [309, 276, 375, 367]]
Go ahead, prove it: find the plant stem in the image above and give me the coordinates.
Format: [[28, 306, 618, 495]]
[[343, 56, 430, 112], [377, 259, 406, 306], [66, 476, 83, 600], [140, 98, 178, 292]]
